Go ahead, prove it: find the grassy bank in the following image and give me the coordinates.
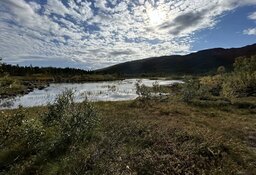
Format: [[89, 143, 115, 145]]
[[0, 74, 123, 99], [1, 96, 255, 174], [0, 76, 47, 99]]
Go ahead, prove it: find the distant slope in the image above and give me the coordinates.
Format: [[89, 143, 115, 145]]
[[97, 44, 256, 75]]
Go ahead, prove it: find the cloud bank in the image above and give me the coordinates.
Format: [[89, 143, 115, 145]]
[[0, 0, 255, 69]]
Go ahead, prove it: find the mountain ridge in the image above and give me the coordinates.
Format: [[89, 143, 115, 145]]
[[96, 43, 256, 75]]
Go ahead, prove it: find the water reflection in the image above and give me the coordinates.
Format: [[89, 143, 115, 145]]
[[0, 79, 183, 109]]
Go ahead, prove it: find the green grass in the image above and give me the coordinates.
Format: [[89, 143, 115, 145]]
[[0, 76, 27, 98], [1, 96, 255, 174]]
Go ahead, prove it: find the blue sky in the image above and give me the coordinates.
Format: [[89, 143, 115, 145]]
[[0, 0, 256, 70]]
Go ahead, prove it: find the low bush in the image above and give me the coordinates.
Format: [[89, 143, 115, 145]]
[[0, 90, 99, 174], [43, 89, 99, 144], [222, 56, 256, 99], [222, 72, 256, 98], [200, 75, 224, 96], [0, 108, 25, 148], [135, 80, 152, 101], [181, 79, 210, 102], [187, 55, 256, 102]]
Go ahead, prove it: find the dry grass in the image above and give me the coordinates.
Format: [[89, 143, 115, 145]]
[[95, 100, 256, 174], [1, 97, 256, 174]]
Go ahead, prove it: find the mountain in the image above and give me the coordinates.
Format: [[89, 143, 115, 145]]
[[97, 44, 256, 75]]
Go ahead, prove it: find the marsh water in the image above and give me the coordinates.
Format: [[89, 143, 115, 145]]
[[0, 79, 183, 109]]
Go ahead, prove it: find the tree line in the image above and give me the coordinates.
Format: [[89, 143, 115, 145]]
[[0, 59, 93, 77]]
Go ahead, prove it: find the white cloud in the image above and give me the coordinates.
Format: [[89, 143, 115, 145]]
[[248, 12, 256, 20], [45, 0, 70, 17], [0, 0, 255, 69], [243, 11, 256, 36], [243, 28, 256, 35]]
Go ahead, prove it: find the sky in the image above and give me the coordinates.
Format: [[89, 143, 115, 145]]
[[0, 0, 256, 70]]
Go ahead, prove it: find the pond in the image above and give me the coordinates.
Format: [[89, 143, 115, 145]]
[[0, 79, 183, 109]]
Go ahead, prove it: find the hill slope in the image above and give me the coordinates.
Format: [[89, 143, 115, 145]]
[[97, 44, 256, 75]]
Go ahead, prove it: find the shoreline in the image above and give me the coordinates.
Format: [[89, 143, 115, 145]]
[[0, 76, 125, 100]]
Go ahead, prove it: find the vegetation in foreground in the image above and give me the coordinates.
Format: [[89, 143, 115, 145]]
[[0, 55, 255, 174], [0, 92, 255, 174]]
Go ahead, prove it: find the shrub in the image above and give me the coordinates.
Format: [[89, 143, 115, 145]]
[[200, 75, 224, 96], [152, 81, 161, 94], [222, 56, 256, 98], [0, 108, 45, 175], [135, 80, 152, 100], [0, 90, 99, 174], [43, 89, 99, 144], [0, 108, 25, 148], [181, 79, 210, 102], [181, 79, 198, 102], [217, 66, 226, 75], [233, 55, 256, 73], [222, 72, 256, 98]]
